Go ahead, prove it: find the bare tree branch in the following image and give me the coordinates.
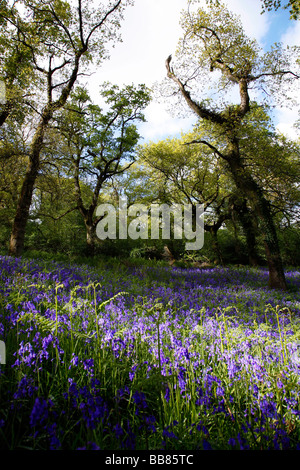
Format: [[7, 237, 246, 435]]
[[165, 55, 227, 125], [183, 139, 228, 161]]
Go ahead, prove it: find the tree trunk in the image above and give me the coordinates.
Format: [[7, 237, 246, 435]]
[[209, 226, 223, 265], [229, 158, 287, 290], [80, 207, 102, 257], [233, 199, 260, 266], [8, 115, 46, 256], [231, 215, 244, 262], [8, 47, 83, 257], [204, 214, 228, 266], [8, 158, 39, 256], [85, 222, 98, 256], [0, 106, 11, 127]]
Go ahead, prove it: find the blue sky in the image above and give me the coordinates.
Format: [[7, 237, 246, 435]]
[[261, 7, 292, 47], [86, 0, 300, 142]]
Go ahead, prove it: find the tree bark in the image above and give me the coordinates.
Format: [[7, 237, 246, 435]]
[[209, 226, 223, 265], [73, 157, 102, 256], [0, 105, 11, 127], [204, 215, 228, 265], [8, 158, 39, 256], [228, 156, 287, 289], [85, 220, 98, 256], [8, 112, 49, 256], [232, 198, 260, 266], [82, 208, 103, 257]]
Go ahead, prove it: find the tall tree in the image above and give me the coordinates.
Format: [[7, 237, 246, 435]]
[[164, 2, 299, 289], [53, 84, 150, 254], [0, 121, 29, 248], [2, 0, 132, 257]]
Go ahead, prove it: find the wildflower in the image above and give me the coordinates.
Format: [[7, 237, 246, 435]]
[[13, 376, 37, 402], [259, 398, 278, 420], [114, 423, 124, 439], [29, 397, 52, 428], [67, 379, 78, 394], [83, 358, 94, 375], [197, 422, 209, 436], [132, 391, 148, 414], [79, 391, 108, 430], [122, 420, 136, 450], [163, 428, 178, 439], [77, 442, 100, 450], [202, 439, 212, 450], [228, 437, 236, 447], [216, 385, 225, 397], [145, 415, 156, 433], [129, 364, 138, 381], [70, 354, 79, 368], [47, 423, 61, 450], [276, 379, 284, 389], [164, 386, 170, 402], [236, 432, 249, 450]]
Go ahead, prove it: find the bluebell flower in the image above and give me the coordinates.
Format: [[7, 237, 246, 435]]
[[29, 397, 52, 428], [83, 358, 94, 374], [70, 354, 79, 368], [228, 437, 236, 447], [145, 415, 156, 433], [132, 391, 147, 409], [202, 439, 212, 450], [164, 386, 170, 402], [162, 428, 178, 439], [114, 423, 124, 439]]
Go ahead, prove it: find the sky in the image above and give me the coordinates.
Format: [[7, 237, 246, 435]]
[[86, 0, 300, 143]]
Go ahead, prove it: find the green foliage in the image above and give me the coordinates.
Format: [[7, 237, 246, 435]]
[[175, 1, 299, 112], [278, 226, 300, 266], [182, 2, 260, 80], [47, 82, 151, 253]]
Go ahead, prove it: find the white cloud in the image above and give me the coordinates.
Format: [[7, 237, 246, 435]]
[[87, 0, 196, 142], [281, 16, 300, 46], [88, 0, 186, 91], [275, 98, 300, 141], [276, 118, 299, 140], [137, 102, 197, 142], [223, 0, 270, 43]]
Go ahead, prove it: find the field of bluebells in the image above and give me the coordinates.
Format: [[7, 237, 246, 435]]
[[1, 254, 300, 450]]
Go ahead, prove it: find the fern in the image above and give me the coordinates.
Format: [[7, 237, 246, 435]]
[[18, 311, 97, 340], [18, 312, 58, 334], [17, 291, 129, 340], [97, 291, 129, 311]]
